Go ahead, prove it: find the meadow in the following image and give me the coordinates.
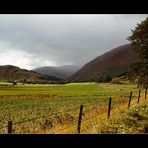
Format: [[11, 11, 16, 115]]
[[0, 82, 146, 134]]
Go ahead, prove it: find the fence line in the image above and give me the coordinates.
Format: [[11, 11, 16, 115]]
[[0, 88, 147, 133], [12, 107, 79, 126], [0, 102, 100, 132], [0, 101, 100, 129]]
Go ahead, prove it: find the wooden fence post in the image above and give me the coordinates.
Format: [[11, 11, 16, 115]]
[[8, 121, 12, 134], [107, 98, 112, 119], [77, 105, 83, 134], [145, 87, 147, 100], [144, 124, 148, 133], [128, 91, 133, 109], [137, 89, 141, 103]]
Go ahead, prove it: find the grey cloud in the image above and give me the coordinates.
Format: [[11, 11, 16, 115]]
[[0, 14, 147, 69]]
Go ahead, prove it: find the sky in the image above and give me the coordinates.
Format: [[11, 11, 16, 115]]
[[0, 14, 147, 70]]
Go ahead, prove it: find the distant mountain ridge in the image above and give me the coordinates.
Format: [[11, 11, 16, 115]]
[[0, 65, 60, 81], [68, 44, 136, 81], [0, 65, 40, 81], [0, 44, 136, 82], [32, 65, 82, 79]]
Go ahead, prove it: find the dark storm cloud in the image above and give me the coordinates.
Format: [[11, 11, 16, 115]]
[[0, 14, 147, 69]]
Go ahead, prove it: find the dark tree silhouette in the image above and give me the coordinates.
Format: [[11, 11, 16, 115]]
[[128, 16, 148, 89]]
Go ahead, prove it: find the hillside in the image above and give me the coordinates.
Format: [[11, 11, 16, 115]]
[[32, 65, 82, 79], [0, 65, 60, 82], [68, 44, 136, 81], [0, 65, 40, 81]]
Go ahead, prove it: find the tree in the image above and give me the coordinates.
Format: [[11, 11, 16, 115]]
[[104, 76, 112, 83], [96, 76, 112, 83], [22, 78, 27, 85], [128, 16, 148, 89], [12, 80, 17, 86], [97, 76, 104, 83]]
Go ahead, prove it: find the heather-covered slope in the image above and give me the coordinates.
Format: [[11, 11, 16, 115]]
[[69, 44, 136, 81]]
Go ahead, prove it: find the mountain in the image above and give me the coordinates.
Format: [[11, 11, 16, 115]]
[[32, 65, 82, 79], [68, 44, 136, 81], [0, 65, 41, 81], [0, 65, 60, 82]]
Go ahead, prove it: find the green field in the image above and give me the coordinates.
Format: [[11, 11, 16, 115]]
[[0, 82, 146, 133]]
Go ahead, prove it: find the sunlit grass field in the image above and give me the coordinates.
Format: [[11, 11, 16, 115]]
[[0, 82, 146, 133]]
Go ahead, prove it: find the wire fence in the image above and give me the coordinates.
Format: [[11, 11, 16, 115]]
[[0, 87, 147, 134]]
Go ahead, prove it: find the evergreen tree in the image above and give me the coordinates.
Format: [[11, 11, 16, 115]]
[[128, 17, 148, 88]]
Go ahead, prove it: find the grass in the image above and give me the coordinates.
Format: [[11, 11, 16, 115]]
[[0, 82, 146, 133], [97, 101, 148, 134]]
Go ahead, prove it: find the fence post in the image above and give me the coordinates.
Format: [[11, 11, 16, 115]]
[[137, 89, 141, 103], [145, 87, 147, 100], [144, 124, 148, 133], [77, 105, 83, 134], [107, 98, 112, 119], [128, 91, 132, 109], [8, 121, 12, 134]]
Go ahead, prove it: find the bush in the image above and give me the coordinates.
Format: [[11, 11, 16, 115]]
[[104, 76, 112, 82], [96, 76, 112, 83]]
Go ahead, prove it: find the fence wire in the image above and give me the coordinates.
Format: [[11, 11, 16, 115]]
[[0, 89, 147, 134]]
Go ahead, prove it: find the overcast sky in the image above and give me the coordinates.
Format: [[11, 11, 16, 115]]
[[0, 14, 147, 70]]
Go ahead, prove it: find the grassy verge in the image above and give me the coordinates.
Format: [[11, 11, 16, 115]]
[[97, 101, 148, 134], [0, 82, 146, 133]]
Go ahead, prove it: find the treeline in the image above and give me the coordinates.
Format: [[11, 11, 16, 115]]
[[7, 75, 113, 85], [7, 74, 66, 85], [8, 79, 67, 85], [95, 76, 112, 83], [69, 76, 112, 83]]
